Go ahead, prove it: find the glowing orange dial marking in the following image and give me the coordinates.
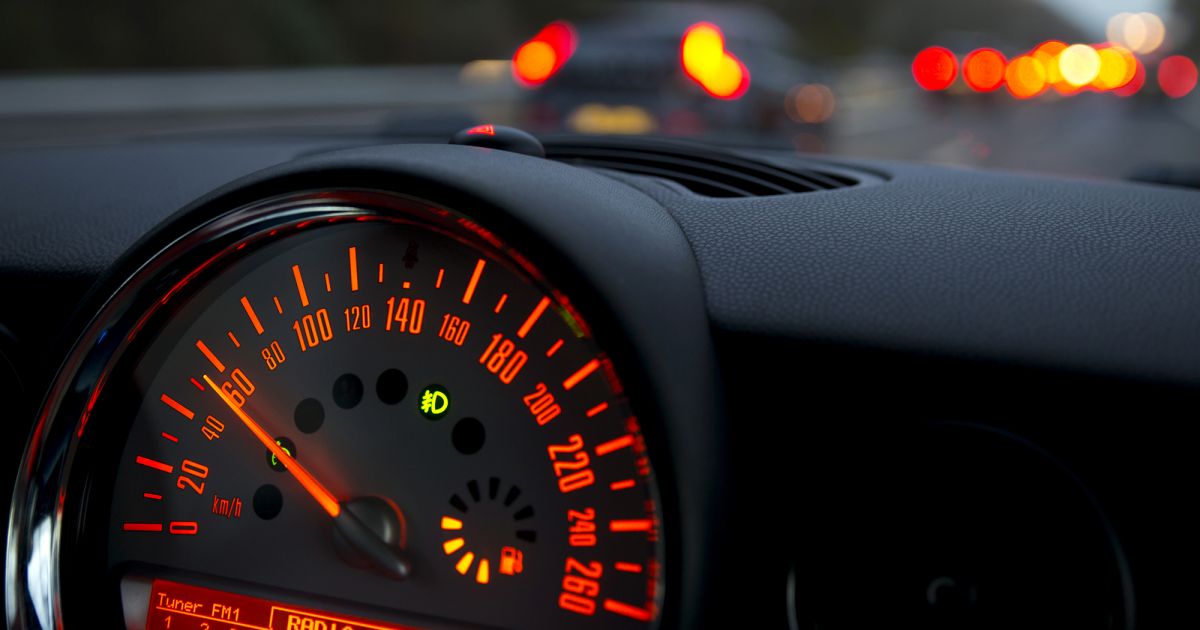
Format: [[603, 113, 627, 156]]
[[517, 296, 551, 338], [546, 339, 564, 357], [455, 551, 476, 574], [462, 258, 486, 304], [203, 374, 341, 518], [443, 537, 465, 554], [494, 293, 508, 314], [595, 434, 634, 456], [227, 331, 240, 348], [195, 340, 226, 373], [123, 522, 163, 532], [563, 358, 601, 390], [476, 559, 490, 584], [324, 273, 332, 292], [436, 268, 445, 289], [160, 393, 194, 420], [586, 402, 609, 418], [136, 456, 173, 474], [349, 246, 359, 291], [143, 493, 163, 501], [610, 479, 636, 491], [292, 265, 310, 307], [240, 296, 264, 334], [614, 562, 643, 573], [273, 296, 283, 314], [160, 432, 179, 443], [603, 600, 653, 622], [609, 519, 653, 532]]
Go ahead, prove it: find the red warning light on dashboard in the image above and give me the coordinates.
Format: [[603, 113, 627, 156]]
[[145, 579, 419, 629], [465, 124, 496, 136], [499, 546, 524, 575]]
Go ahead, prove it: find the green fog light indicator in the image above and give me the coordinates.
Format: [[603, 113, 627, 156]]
[[419, 384, 451, 420]]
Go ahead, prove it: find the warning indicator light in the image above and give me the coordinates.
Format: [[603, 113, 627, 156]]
[[500, 546, 524, 575], [267, 437, 296, 472], [419, 385, 451, 420]]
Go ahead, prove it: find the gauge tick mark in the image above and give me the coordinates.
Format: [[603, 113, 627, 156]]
[[292, 264, 309, 307], [160, 393, 194, 420], [195, 340, 226, 373], [462, 258, 486, 304], [518, 297, 551, 338], [240, 296, 265, 334]]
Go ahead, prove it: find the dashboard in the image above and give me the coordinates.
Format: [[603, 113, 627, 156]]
[[2, 129, 1199, 629]]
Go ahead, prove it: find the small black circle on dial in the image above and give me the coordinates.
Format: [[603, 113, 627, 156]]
[[452, 417, 486, 455], [332, 373, 364, 409], [294, 398, 325, 434], [376, 369, 408, 405], [253, 484, 283, 520]]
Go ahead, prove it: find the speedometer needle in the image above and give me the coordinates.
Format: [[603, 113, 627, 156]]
[[203, 374, 412, 580]]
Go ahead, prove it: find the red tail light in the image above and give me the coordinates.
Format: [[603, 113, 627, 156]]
[[513, 21, 577, 87]]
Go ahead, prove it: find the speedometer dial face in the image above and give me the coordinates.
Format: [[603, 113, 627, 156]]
[[85, 194, 662, 629]]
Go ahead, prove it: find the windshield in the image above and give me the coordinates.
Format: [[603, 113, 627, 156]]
[[1, 1, 1196, 181]]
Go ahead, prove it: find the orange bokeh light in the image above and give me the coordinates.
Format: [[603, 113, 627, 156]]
[[514, 41, 556, 84], [512, 21, 577, 87], [963, 48, 1007, 92], [1005, 55, 1047, 98], [681, 22, 750, 99]]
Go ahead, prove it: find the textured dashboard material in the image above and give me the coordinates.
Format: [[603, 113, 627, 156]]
[[1, 139, 1200, 388], [643, 157, 1200, 385]]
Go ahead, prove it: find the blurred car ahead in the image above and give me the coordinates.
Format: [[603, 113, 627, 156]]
[[514, 3, 833, 144]]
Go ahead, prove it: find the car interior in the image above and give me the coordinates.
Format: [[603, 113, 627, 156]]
[[1, 2, 1198, 629]]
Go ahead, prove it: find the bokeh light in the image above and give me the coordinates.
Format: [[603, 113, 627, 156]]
[[1005, 55, 1046, 98], [786, 83, 836, 123], [1092, 46, 1134, 91], [912, 46, 958, 91], [1158, 55, 1198, 99], [1031, 41, 1076, 95], [513, 41, 556, 84], [681, 22, 750, 99], [963, 48, 1006, 92], [512, 21, 577, 87], [1058, 44, 1101, 87], [1107, 12, 1166, 55], [1113, 57, 1146, 97]]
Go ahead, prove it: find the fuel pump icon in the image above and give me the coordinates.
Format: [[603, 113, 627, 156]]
[[499, 546, 524, 575]]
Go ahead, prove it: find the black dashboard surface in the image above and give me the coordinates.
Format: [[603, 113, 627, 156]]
[[2, 135, 1200, 628], [3, 140, 1199, 384]]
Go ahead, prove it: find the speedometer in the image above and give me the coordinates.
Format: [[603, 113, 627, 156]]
[[11, 187, 670, 630]]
